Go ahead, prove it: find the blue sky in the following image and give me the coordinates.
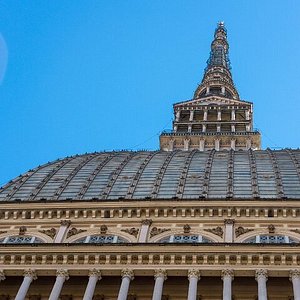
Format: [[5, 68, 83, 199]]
[[0, 1, 300, 185]]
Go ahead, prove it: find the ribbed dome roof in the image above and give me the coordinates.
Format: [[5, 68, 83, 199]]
[[1, 149, 300, 201]]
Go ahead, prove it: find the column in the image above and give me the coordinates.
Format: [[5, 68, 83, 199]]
[[49, 269, 69, 300], [255, 269, 268, 300], [214, 139, 220, 151], [222, 269, 234, 300], [173, 125, 178, 133], [187, 269, 200, 300], [175, 111, 180, 122], [199, 139, 205, 152], [188, 125, 192, 133], [184, 139, 190, 151], [138, 219, 152, 242], [117, 269, 134, 300], [0, 270, 5, 282], [290, 269, 300, 300], [83, 269, 102, 300], [246, 138, 252, 150], [203, 110, 208, 121], [15, 269, 37, 300], [189, 110, 194, 121], [231, 109, 235, 121], [224, 219, 235, 242], [231, 124, 235, 132], [245, 110, 250, 120], [246, 124, 251, 132], [152, 269, 167, 300], [230, 139, 236, 151], [202, 124, 206, 133], [54, 220, 71, 243], [217, 125, 221, 132], [217, 109, 222, 121]]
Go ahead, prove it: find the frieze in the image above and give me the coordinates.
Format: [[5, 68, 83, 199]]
[[121, 228, 139, 238], [150, 227, 171, 238], [204, 226, 223, 238], [235, 226, 254, 238], [66, 227, 87, 239], [39, 228, 57, 239]]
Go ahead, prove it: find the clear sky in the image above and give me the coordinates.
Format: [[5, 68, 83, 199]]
[[0, 1, 300, 185]]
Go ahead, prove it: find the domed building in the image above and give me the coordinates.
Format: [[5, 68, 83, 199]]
[[1, 22, 300, 300]]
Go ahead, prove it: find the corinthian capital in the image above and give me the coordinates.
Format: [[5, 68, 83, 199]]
[[188, 269, 200, 280], [60, 220, 71, 226], [56, 269, 69, 280], [255, 269, 268, 281], [121, 269, 134, 280], [290, 269, 300, 281], [89, 269, 102, 280], [154, 269, 167, 281], [141, 219, 152, 226], [221, 269, 234, 280], [23, 269, 37, 280]]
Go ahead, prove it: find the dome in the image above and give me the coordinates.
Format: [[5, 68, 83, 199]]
[[1, 149, 300, 201]]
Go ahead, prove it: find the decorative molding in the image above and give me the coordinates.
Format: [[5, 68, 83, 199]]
[[121, 269, 134, 280], [100, 225, 108, 234], [150, 227, 171, 238], [39, 228, 57, 239], [121, 228, 139, 238], [188, 269, 200, 280], [141, 219, 152, 226], [183, 224, 191, 234], [60, 220, 71, 226], [221, 269, 234, 280], [23, 269, 37, 280], [268, 224, 275, 234], [204, 226, 223, 238], [235, 226, 254, 238], [56, 269, 69, 280], [66, 227, 87, 239], [255, 269, 268, 281], [154, 269, 167, 280], [19, 226, 27, 235]]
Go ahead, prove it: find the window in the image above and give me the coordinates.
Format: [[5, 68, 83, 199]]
[[245, 235, 297, 244], [158, 235, 213, 243], [73, 235, 126, 244], [0, 236, 43, 244]]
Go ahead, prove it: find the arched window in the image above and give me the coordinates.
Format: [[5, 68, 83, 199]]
[[158, 234, 213, 243], [0, 236, 43, 244], [244, 235, 297, 244], [73, 235, 127, 244]]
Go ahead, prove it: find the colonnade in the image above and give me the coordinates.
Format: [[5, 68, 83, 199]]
[[2, 268, 300, 300]]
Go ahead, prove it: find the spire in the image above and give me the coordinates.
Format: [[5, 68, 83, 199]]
[[194, 22, 239, 100]]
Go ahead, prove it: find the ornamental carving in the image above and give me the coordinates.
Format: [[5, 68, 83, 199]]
[[121, 269, 134, 280], [56, 269, 69, 280], [268, 224, 275, 234], [66, 227, 87, 239], [183, 224, 191, 234], [235, 226, 254, 238], [23, 269, 37, 280], [188, 269, 200, 280], [141, 219, 153, 226], [100, 225, 108, 234], [221, 269, 234, 280], [89, 269, 101, 279], [154, 269, 167, 280], [255, 269, 268, 281], [39, 228, 57, 239], [60, 220, 71, 227], [150, 227, 171, 238], [204, 226, 223, 238], [121, 228, 139, 238], [19, 226, 27, 235], [224, 219, 235, 225], [290, 269, 300, 281]]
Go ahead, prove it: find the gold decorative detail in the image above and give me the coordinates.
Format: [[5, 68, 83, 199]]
[[221, 269, 234, 280], [121, 269, 134, 280], [183, 224, 191, 234], [255, 269, 268, 281], [188, 269, 200, 280], [100, 225, 108, 234], [121, 228, 139, 238], [235, 226, 254, 237], [204, 226, 223, 238], [19, 226, 27, 235], [141, 219, 152, 226], [268, 224, 275, 234], [60, 220, 71, 226], [23, 269, 37, 280], [154, 269, 167, 280], [56, 269, 69, 280], [150, 227, 171, 238], [39, 228, 57, 239], [66, 227, 87, 239]]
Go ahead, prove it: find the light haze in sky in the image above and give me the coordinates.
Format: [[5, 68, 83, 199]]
[[0, 1, 300, 185]]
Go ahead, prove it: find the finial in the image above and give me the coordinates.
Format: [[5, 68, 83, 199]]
[[218, 21, 225, 27]]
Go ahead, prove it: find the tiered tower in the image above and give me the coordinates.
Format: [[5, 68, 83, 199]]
[[160, 22, 261, 151]]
